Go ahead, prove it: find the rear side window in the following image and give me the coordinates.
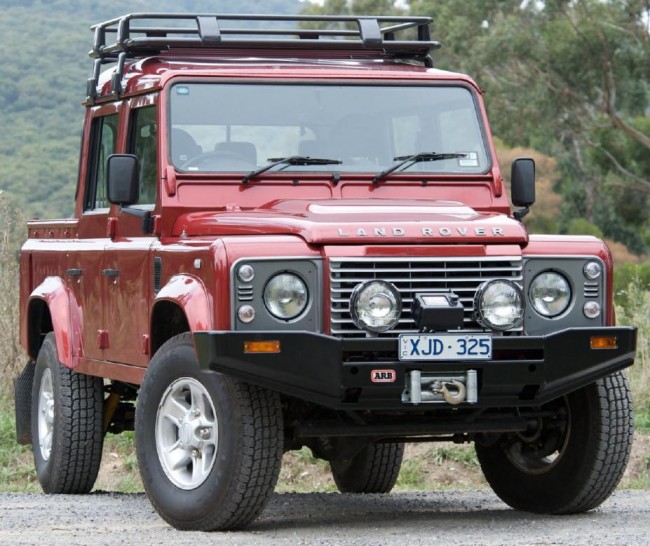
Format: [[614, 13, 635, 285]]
[[84, 113, 119, 211]]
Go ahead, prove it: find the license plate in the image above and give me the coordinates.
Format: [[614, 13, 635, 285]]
[[399, 333, 492, 361]]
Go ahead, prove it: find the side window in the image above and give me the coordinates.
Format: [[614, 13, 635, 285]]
[[128, 106, 158, 205], [85, 113, 119, 211]]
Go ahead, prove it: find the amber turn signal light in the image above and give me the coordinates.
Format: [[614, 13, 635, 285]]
[[243, 340, 281, 354], [590, 336, 618, 350]]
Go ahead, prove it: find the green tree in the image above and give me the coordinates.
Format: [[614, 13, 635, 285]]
[[408, 0, 650, 253]]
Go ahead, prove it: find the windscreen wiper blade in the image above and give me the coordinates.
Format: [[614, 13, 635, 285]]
[[372, 152, 467, 185], [242, 156, 342, 184]]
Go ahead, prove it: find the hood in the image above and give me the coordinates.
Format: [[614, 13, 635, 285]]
[[173, 199, 528, 244]]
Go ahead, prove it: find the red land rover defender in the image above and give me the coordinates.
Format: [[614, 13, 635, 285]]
[[14, 13, 636, 531]]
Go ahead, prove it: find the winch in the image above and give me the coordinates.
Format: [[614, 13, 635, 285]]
[[402, 370, 478, 405]]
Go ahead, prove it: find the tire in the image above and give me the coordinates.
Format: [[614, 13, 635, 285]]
[[476, 371, 633, 514], [330, 441, 405, 493], [31, 332, 104, 494], [135, 333, 283, 531]]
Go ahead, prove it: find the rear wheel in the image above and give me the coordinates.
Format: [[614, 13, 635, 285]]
[[330, 441, 404, 494], [135, 333, 283, 531], [31, 332, 104, 494], [476, 371, 633, 514]]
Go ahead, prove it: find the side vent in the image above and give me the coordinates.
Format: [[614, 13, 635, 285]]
[[237, 284, 254, 302], [153, 257, 162, 294], [584, 281, 599, 299]]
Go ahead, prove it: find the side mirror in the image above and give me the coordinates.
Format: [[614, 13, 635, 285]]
[[511, 157, 535, 220], [107, 154, 140, 206]]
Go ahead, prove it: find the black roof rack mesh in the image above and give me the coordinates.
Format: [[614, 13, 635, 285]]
[[87, 13, 439, 102]]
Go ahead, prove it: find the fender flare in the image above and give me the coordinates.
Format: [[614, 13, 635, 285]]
[[27, 276, 81, 368], [153, 274, 214, 332]]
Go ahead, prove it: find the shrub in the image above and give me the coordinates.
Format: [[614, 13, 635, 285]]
[[616, 283, 650, 430], [0, 192, 24, 387]]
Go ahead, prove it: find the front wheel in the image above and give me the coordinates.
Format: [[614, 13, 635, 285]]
[[135, 333, 283, 531], [476, 371, 633, 514], [31, 332, 104, 493]]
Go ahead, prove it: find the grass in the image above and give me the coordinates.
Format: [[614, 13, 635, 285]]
[[616, 281, 650, 432]]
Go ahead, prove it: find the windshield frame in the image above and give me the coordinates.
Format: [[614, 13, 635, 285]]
[[166, 79, 493, 178]]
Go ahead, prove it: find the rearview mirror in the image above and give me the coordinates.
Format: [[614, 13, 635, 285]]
[[106, 154, 140, 206], [511, 157, 535, 208]]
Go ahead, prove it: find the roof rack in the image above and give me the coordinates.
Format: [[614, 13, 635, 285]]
[[86, 13, 439, 102]]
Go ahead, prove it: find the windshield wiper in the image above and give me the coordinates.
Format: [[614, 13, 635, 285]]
[[242, 156, 342, 184], [372, 152, 468, 185]]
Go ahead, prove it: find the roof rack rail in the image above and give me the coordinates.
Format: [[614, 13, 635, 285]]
[[86, 13, 439, 102]]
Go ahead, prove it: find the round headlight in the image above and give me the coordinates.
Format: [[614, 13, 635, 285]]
[[474, 280, 524, 331], [263, 273, 308, 320], [529, 271, 571, 317], [351, 280, 402, 333]]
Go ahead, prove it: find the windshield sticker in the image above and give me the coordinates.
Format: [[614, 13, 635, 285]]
[[458, 152, 479, 168]]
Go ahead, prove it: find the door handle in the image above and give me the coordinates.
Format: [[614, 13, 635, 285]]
[[66, 268, 83, 277], [101, 268, 119, 277]]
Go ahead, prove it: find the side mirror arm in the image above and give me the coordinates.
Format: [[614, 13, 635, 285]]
[[119, 205, 154, 234]]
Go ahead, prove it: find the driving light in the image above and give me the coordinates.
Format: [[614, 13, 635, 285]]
[[474, 280, 524, 331], [583, 261, 602, 280], [583, 300, 601, 319], [263, 273, 308, 320], [350, 280, 402, 333], [529, 271, 571, 317], [237, 305, 256, 323], [237, 264, 255, 283]]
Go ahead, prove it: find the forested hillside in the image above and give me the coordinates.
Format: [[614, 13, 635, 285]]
[[1, 0, 649, 258], [0, 0, 301, 218]]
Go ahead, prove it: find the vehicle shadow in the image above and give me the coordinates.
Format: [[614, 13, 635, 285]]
[[252, 491, 594, 533]]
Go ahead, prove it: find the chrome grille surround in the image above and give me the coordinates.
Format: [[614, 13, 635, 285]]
[[329, 256, 523, 338]]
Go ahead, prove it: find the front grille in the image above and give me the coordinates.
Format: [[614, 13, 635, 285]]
[[329, 256, 523, 338]]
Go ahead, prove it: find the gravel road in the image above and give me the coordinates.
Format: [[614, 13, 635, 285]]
[[1, 490, 649, 545]]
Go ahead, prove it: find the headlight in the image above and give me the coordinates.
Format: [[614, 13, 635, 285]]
[[529, 271, 571, 317], [474, 280, 524, 331], [351, 280, 402, 333], [263, 273, 308, 320]]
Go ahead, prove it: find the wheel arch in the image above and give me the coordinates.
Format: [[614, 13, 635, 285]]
[[26, 276, 79, 368], [150, 274, 214, 357]]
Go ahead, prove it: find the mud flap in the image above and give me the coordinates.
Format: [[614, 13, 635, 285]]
[[14, 360, 35, 445]]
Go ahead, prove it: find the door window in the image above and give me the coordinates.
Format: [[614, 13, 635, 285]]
[[84, 113, 119, 211], [128, 106, 158, 205]]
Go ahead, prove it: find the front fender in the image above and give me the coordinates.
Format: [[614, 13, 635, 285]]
[[27, 276, 81, 368], [154, 274, 214, 332]]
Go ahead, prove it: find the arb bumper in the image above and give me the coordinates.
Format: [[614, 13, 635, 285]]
[[194, 327, 636, 410]]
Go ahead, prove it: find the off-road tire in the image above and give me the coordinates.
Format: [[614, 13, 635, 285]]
[[331, 442, 405, 494], [135, 333, 283, 531], [31, 332, 104, 494], [476, 371, 633, 514]]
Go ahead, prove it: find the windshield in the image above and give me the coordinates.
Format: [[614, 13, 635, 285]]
[[169, 83, 490, 175]]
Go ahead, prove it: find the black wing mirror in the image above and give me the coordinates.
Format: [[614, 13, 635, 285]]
[[106, 154, 154, 234], [511, 157, 535, 221], [106, 154, 140, 206]]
